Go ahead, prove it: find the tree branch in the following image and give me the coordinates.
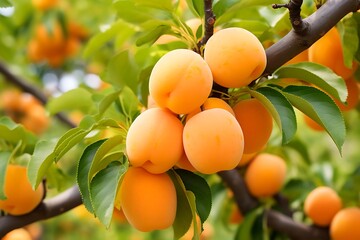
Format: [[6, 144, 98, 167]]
[[273, 0, 308, 34], [263, 0, 360, 76], [0, 61, 76, 128], [0, 185, 82, 238]]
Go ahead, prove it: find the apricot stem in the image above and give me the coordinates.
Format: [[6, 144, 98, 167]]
[[197, 0, 216, 49]]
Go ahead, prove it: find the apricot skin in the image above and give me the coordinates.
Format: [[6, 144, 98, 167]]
[[233, 98, 273, 154], [116, 167, 177, 232], [309, 27, 357, 80], [304, 186, 342, 226], [204, 27, 266, 88], [125, 108, 183, 174], [0, 165, 44, 215], [330, 207, 360, 240], [149, 49, 213, 114], [183, 108, 244, 174], [244, 153, 287, 198]]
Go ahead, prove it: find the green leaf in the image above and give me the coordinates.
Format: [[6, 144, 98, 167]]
[[0, 152, 11, 200], [47, 88, 94, 115], [0, 0, 12, 8], [103, 50, 139, 92], [169, 170, 193, 240], [284, 138, 311, 165], [83, 20, 135, 59], [77, 139, 106, 213], [136, 25, 171, 46], [273, 62, 348, 102], [224, 20, 270, 37], [88, 135, 125, 183], [235, 207, 263, 240], [94, 90, 122, 120], [133, 0, 173, 11], [186, 191, 201, 240], [186, 0, 204, 17], [90, 161, 127, 228], [175, 169, 212, 224], [117, 86, 141, 123], [283, 85, 346, 153], [251, 87, 297, 144], [28, 140, 57, 189], [338, 16, 358, 68], [0, 117, 37, 152], [113, 0, 171, 24]]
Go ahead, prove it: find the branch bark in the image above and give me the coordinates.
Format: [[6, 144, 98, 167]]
[[0, 186, 82, 238], [263, 0, 360, 76], [0, 0, 359, 238]]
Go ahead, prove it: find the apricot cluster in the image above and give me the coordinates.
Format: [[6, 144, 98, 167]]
[[303, 186, 360, 240], [27, 21, 87, 67], [120, 27, 270, 232], [0, 90, 49, 135]]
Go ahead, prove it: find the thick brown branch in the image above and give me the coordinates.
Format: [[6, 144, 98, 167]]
[[264, 0, 360, 76], [266, 210, 330, 240], [218, 170, 259, 213], [0, 61, 76, 128], [0, 185, 82, 238]]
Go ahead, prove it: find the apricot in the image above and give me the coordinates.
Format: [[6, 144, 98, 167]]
[[204, 27, 266, 88], [335, 77, 359, 111], [116, 167, 177, 232], [149, 49, 213, 114], [244, 153, 287, 198], [309, 27, 357, 80], [183, 108, 244, 174], [303, 114, 324, 132], [304, 186, 342, 226], [186, 97, 235, 122], [238, 151, 257, 167], [330, 207, 360, 240], [126, 108, 183, 174], [0, 91, 49, 135], [233, 98, 273, 154], [112, 208, 127, 224], [0, 165, 44, 215], [32, 0, 58, 10], [176, 153, 197, 172], [229, 204, 244, 224], [2, 228, 32, 240]]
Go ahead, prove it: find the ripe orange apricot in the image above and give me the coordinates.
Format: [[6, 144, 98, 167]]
[[186, 97, 235, 122], [238, 152, 257, 167], [233, 98, 273, 154], [204, 27, 266, 88], [2, 228, 32, 240], [304, 186, 342, 226], [244, 153, 287, 198], [303, 114, 324, 132], [0, 90, 49, 135], [335, 77, 359, 111], [116, 167, 177, 232], [0, 165, 44, 215], [112, 208, 127, 224], [176, 153, 197, 172], [330, 207, 360, 240], [309, 27, 357, 80], [229, 204, 244, 224], [32, 0, 58, 10], [183, 108, 244, 174], [126, 108, 183, 174], [149, 49, 213, 114]]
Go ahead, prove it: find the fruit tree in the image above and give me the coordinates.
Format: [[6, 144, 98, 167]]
[[0, 0, 360, 239]]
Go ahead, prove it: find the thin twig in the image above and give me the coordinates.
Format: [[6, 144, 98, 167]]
[[273, 0, 308, 34]]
